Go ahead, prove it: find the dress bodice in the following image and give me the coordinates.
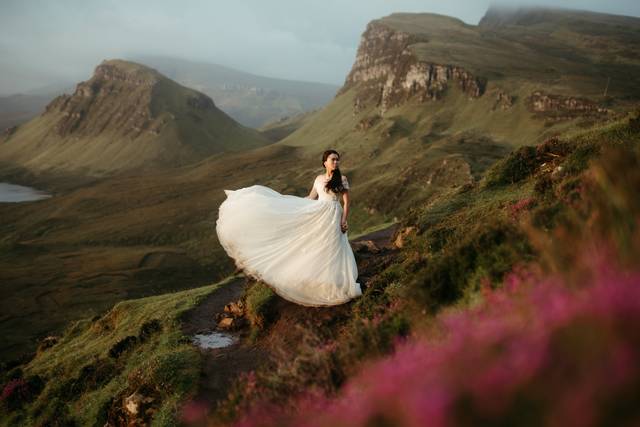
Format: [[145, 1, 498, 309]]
[[314, 175, 350, 202]]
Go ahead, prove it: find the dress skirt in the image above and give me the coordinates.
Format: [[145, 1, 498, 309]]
[[216, 185, 362, 306]]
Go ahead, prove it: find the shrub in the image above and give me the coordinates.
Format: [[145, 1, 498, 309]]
[[138, 319, 162, 342], [1, 378, 30, 411], [483, 146, 538, 188], [413, 221, 532, 310]]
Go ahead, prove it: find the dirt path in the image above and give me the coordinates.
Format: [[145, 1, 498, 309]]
[[180, 276, 265, 423], [179, 223, 400, 424]]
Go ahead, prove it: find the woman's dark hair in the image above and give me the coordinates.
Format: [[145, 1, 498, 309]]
[[322, 150, 345, 194]]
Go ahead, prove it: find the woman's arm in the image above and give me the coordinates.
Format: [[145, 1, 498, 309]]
[[341, 189, 350, 233], [306, 181, 318, 199]]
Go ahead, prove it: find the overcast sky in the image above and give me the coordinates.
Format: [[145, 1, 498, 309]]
[[1, 0, 640, 94]]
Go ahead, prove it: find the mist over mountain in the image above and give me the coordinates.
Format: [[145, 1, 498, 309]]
[[132, 55, 339, 128]]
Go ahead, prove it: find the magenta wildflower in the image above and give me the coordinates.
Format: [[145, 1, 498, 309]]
[[234, 249, 640, 427]]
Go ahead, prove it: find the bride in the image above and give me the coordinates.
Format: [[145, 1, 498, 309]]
[[215, 150, 362, 306]]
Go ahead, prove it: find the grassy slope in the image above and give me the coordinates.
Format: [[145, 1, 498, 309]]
[[3, 114, 636, 426], [275, 83, 574, 226], [0, 275, 240, 426], [210, 113, 640, 424], [0, 143, 305, 362]]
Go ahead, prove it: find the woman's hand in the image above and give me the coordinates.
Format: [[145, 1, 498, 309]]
[[340, 218, 348, 233]]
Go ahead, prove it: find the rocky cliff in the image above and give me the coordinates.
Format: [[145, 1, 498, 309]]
[[341, 22, 486, 115], [338, 9, 640, 120]]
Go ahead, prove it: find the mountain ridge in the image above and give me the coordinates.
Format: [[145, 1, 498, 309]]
[[0, 59, 270, 176], [131, 55, 339, 128]]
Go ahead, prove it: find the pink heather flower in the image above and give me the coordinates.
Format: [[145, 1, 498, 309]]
[[508, 197, 535, 220], [1, 378, 30, 408], [179, 399, 210, 424], [232, 247, 640, 427]]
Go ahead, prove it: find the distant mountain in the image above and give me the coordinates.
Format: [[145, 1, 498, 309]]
[[0, 94, 51, 131], [0, 59, 270, 176], [258, 109, 319, 142], [0, 82, 74, 131], [131, 55, 339, 128]]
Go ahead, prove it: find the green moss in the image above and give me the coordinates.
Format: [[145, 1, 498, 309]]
[[245, 282, 278, 331]]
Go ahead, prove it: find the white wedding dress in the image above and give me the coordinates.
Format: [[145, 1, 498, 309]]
[[216, 174, 362, 306]]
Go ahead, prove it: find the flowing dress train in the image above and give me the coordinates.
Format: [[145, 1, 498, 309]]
[[215, 175, 361, 306]]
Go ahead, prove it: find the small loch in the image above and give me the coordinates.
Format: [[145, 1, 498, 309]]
[[191, 332, 237, 349], [0, 182, 52, 202]]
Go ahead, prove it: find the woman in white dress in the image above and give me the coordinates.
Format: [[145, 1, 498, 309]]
[[215, 150, 362, 306]]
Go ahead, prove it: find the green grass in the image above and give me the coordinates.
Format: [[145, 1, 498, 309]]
[[213, 113, 640, 424], [244, 282, 278, 334]]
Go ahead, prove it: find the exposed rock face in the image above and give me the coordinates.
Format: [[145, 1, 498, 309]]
[[425, 157, 474, 188], [527, 91, 609, 120], [493, 90, 515, 110], [44, 61, 214, 139], [356, 115, 381, 131], [340, 22, 486, 115]]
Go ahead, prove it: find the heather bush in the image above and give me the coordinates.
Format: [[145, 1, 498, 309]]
[[413, 221, 533, 310], [229, 134, 640, 427], [233, 249, 640, 427], [483, 145, 538, 187]]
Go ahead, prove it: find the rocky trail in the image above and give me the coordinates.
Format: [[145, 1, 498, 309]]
[[179, 223, 400, 424]]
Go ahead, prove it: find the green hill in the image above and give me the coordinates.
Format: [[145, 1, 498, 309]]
[[0, 59, 270, 177]]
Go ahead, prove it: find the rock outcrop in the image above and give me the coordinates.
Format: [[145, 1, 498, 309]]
[[527, 91, 610, 120], [340, 22, 486, 115], [493, 90, 515, 111]]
